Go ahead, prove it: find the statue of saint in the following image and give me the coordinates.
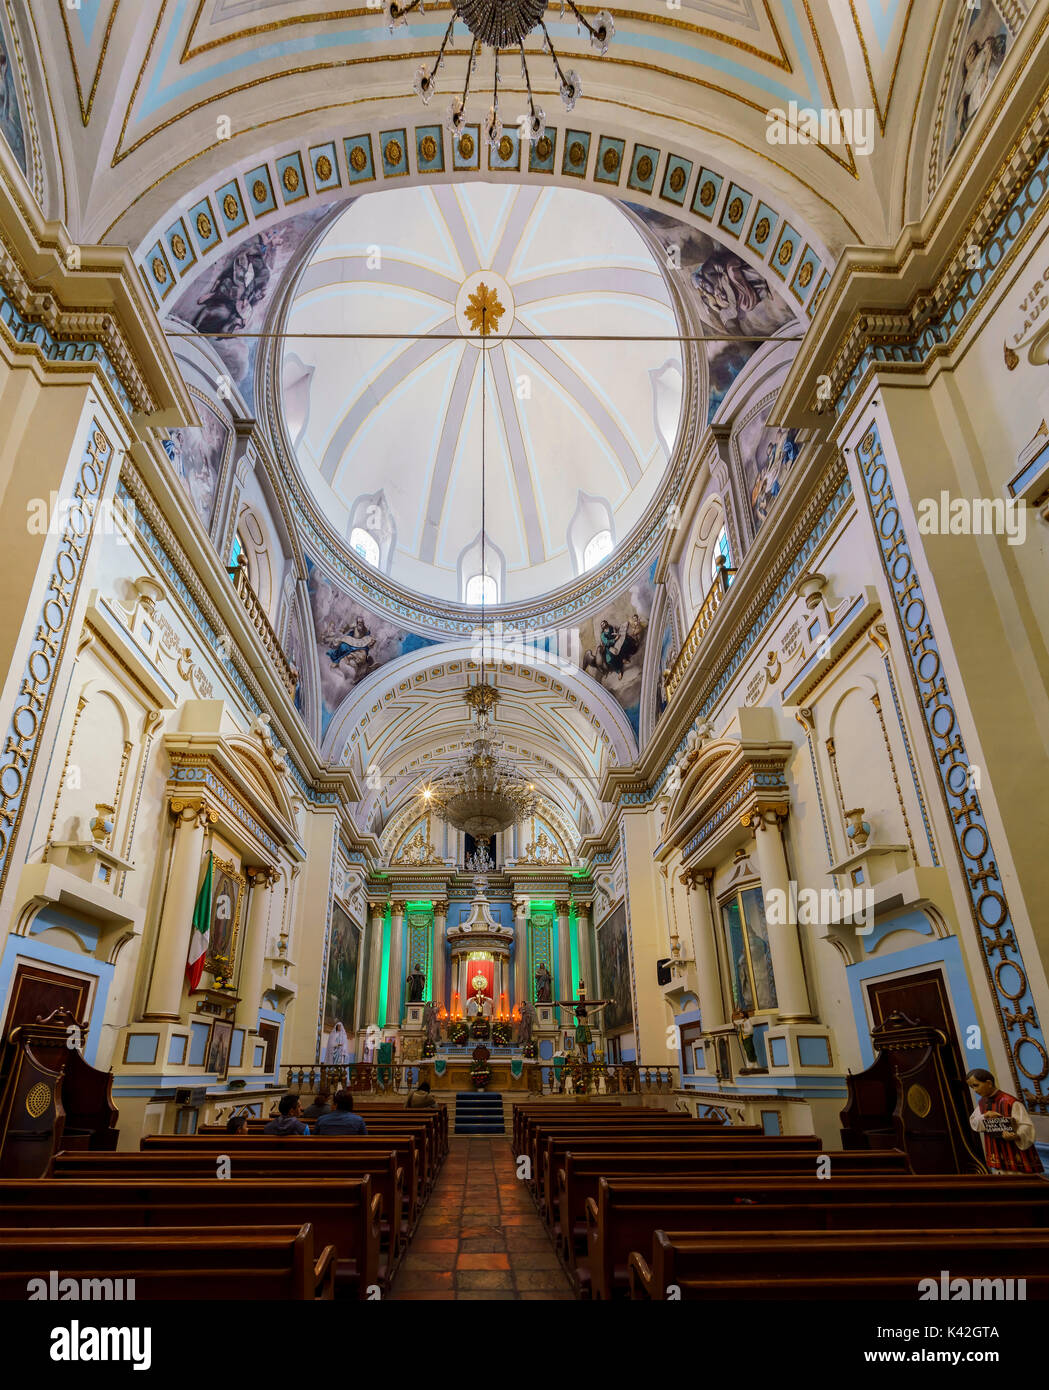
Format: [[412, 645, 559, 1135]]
[[422, 1002, 440, 1048], [535, 962, 552, 1004], [406, 962, 426, 1004], [518, 999, 538, 1047]]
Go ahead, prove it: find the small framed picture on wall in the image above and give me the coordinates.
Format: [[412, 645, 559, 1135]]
[[206, 1018, 233, 1078]]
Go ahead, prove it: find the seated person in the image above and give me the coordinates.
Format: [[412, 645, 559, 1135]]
[[314, 1089, 368, 1135], [262, 1093, 310, 1136], [406, 1081, 437, 1109], [225, 1112, 249, 1134], [302, 1090, 332, 1120]]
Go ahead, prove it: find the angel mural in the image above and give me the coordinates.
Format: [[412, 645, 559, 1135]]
[[161, 400, 229, 529], [750, 432, 800, 527], [577, 564, 655, 739], [307, 559, 435, 736]]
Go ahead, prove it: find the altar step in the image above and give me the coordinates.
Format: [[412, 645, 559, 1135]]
[[453, 1091, 505, 1135]]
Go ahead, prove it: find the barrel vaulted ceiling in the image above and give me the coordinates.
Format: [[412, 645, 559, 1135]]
[[20, 1, 965, 251]]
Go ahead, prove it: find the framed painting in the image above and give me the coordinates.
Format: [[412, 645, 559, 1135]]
[[206, 1018, 233, 1078], [206, 858, 246, 985]]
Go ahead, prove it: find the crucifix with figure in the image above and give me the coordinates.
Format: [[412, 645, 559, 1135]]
[[554, 982, 611, 1062]]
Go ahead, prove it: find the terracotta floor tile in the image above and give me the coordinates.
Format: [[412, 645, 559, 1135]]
[[507, 1252, 561, 1270], [457, 1252, 510, 1270], [394, 1270, 454, 1292], [390, 1291, 457, 1301], [401, 1253, 457, 1272], [514, 1269, 573, 1291], [517, 1290, 576, 1301], [413, 1238, 459, 1253], [455, 1291, 515, 1300], [456, 1269, 515, 1290], [459, 1237, 507, 1252], [504, 1236, 555, 1251], [459, 1224, 503, 1239]]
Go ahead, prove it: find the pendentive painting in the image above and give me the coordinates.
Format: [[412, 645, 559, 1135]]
[[735, 405, 802, 536], [941, 0, 1011, 170], [0, 19, 26, 175], [626, 204, 797, 421], [284, 607, 308, 720], [323, 903, 360, 1062], [170, 205, 336, 400], [596, 903, 634, 1036], [578, 559, 655, 741], [654, 614, 675, 722], [307, 557, 436, 737], [162, 397, 230, 530]]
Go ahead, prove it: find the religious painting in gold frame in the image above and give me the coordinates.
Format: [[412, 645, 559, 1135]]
[[206, 857, 246, 985], [206, 1017, 233, 1079]]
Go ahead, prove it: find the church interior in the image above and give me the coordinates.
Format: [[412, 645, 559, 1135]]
[[1, 0, 1049, 1334]]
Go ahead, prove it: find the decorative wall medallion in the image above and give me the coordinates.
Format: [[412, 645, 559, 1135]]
[[384, 139, 403, 166], [728, 196, 744, 222], [170, 234, 187, 261], [535, 136, 552, 160], [420, 135, 437, 162], [906, 1082, 932, 1119], [196, 212, 212, 238], [754, 217, 771, 245], [223, 194, 238, 219], [798, 259, 814, 287], [350, 145, 368, 172], [151, 258, 167, 283], [699, 180, 716, 207], [636, 154, 653, 181], [282, 166, 300, 192], [669, 165, 686, 193], [778, 239, 794, 265], [25, 1082, 51, 1118], [252, 179, 267, 203], [603, 146, 620, 172], [459, 133, 475, 158], [498, 134, 513, 161], [569, 140, 586, 167], [316, 154, 333, 179]]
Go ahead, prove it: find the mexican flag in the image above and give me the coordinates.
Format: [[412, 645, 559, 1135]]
[[186, 852, 213, 992]]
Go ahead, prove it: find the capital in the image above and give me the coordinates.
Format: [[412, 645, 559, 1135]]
[[390, 899, 406, 916], [169, 797, 215, 830], [555, 900, 570, 915], [246, 866, 278, 889], [433, 900, 448, 916]]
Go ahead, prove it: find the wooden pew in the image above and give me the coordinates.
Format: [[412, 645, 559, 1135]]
[[1, 1177, 381, 1297], [0, 1225, 334, 1300], [139, 1134, 429, 1215], [534, 1125, 765, 1208], [231, 1107, 448, 1161], [629, 1228, 1049, 1300], [50, 1149, 409, 1259], [525, 1118, 730, 1187], [516, 1110, 715, 1166], [585, 1174, 1049, 1299], [551, 1147, 911, 1243]]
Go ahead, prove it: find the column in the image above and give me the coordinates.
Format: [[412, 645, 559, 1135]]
[[365, 902, 385, 1028], [749, 807, 811, 1021], [575, 902, 593, 995], [556, 899, 572, 1000], [235, 867, 278, 1030], [512, 896, 528, 1003], [681, 870, 726, 1031], [385, 900, 405, 1026], [145, 799, 214, 1018], [432, 900, 448, 1009]]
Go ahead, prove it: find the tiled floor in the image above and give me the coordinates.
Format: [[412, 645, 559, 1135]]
[[387, 1136, 576, 1300]]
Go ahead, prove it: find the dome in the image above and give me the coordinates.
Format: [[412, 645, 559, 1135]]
[[280, 183, 683, 605]]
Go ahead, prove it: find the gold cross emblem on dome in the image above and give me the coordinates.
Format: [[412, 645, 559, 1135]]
[[463, 281, 505, 336]]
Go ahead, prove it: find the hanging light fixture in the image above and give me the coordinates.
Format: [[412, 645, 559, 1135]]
[[383, 0, 614, 147], [420, 291, 539, 842]]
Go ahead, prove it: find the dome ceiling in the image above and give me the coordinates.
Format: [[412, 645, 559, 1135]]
[[281, 183, 683, 604]]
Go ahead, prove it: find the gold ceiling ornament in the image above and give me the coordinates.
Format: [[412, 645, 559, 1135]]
[[385, 0, 614, 154], [463, 282, 505, 337]]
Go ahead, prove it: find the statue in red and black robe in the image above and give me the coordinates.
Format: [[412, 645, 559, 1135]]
[[968, 1074, 1043, 1174]]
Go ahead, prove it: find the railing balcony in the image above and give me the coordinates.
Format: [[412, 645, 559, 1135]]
[[283, 1061, 680, 1097], [228, 557, 298, 700], [663, 558, 733, 703]]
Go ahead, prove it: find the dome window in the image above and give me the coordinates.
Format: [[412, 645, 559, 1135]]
[[350, 527, 380, 567], [465, 573, 498, 606], [583, 529, 614, 572]]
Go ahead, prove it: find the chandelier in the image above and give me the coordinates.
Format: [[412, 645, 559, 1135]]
[[383, 0, 615, 147], [423, 684, 539, 840]]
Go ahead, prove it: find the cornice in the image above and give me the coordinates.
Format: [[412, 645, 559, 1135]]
[[0, 145, 191, 423]]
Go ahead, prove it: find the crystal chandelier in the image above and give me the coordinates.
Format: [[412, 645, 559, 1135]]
[[423, 683, 539, 840], [383, 0, 615, 147]]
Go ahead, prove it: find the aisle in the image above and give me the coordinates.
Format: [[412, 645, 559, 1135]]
[[387, 1136, 575, 1300]]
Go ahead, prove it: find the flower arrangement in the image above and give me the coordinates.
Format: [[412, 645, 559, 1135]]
[[422, 1039, 436, 1058], [491, 1021, 511, 1046], [449, 1020, 469, 1045], [522, 1041, 538, 1060], [470, 1065, 492, 1090]]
